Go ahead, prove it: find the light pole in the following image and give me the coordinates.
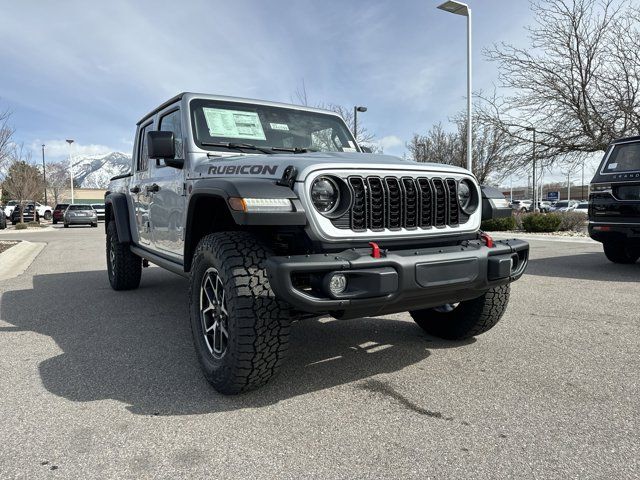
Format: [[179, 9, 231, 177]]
[[41, 144, 48, 205], [353, 106, 367, 142], [525, 127, 537, 212], [66, 139, 75, 204], [437, 0, 472, 173], [581, 160, 585, 200]]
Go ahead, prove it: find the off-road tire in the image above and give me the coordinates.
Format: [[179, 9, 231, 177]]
[[189, 231, 291, 395], [410, 285, 511, 340], [603, 241, 639, 264], [106, 220, 141, 290]]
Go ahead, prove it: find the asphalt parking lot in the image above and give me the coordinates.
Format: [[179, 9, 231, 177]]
[[0, 226, 638, 479]]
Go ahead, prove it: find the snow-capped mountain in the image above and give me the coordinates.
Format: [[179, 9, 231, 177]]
[[71, 152, 131, 188]]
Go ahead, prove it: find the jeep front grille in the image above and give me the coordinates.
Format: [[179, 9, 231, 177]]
[[332, 176, 466, 231]]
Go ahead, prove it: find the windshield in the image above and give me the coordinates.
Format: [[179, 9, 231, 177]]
[[55, 204, 69, 210], [555, 201, 568, 207], [68, 205, 92, 210], [91, 204, 105, 209], [190, 99, 358, 154], [603, 142, 640, 173], [577, 203, 589, 208]]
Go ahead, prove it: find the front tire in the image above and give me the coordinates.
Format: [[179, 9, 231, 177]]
[[603, 241, 640, 264], [410, 285, 510, 340], [189, 231, 291, 395], [106, 220, 141, 290]]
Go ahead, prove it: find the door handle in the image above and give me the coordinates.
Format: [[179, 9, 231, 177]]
[[146, 183, 160, 193], [130, 185, 140, 194]]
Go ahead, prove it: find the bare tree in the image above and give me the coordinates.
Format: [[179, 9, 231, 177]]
[[2, 146, 44, 223], [292, 80, 378, 148], [0, 108, 15, 174], [481, 0, 640, 166], [46, 162, 71, 205], [407, 111, 518, 184]]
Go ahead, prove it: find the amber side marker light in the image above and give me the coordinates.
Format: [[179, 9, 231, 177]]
[[228, 197, 293, 213]]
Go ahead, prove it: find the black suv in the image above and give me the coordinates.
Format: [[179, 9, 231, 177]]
[[10, 203, 39, 225], [589, 136, 640, 263]]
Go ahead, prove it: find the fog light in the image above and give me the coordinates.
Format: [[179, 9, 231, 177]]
[[329, 273, 347, 296]]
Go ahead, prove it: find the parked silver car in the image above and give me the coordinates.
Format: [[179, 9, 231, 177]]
[[63, 204, 98, 228]]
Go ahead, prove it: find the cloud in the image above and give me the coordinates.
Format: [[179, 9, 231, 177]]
[[32, 140, 116, 161], [374, 135, 404, 153]]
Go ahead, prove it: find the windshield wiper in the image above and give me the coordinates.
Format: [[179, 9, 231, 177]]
[[201, 142, 275, 155], [269, 147, 317, 154]]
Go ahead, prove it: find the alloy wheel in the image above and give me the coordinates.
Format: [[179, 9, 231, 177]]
[[200, 267, 229, 358]]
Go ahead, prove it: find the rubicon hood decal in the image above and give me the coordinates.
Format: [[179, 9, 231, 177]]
[[208, 164, 279, 175]]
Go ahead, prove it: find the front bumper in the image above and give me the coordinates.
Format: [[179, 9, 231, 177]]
[[266, 238, 529, 319]]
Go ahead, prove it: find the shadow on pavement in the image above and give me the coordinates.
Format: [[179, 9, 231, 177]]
[[525, 251, 639, 281], [0, 268, 471, 416]]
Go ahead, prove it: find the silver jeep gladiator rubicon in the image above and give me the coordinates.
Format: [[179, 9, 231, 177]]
[[105, 92, 529, 394]]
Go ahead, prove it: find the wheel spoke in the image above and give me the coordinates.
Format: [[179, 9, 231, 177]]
[[200, 267, 229, 358]]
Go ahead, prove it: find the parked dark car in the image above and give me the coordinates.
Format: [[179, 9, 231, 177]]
[[63, 204, 98, 228], [52, 203, 69, 224], [589, 135, 640, 263], [0, 209, 6, 229], [11, 203, 39, 224]]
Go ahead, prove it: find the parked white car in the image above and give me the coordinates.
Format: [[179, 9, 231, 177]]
[[574, 202, 589, 215], [3, 200, 18, 218], [34, 202, 53, 220], [550, 200, 580, 212]]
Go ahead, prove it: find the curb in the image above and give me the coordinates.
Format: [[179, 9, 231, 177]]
[[0, 241, 46, 281]]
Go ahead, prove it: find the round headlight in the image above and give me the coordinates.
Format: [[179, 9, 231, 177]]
[[311, 176, 340, 214], [457, 180, 477, 214]]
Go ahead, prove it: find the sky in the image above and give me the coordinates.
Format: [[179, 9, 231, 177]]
[[0, 0, 594, 185]]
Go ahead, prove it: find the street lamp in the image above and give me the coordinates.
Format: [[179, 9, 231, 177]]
[[525, 127, 537, 212], [353, 106, 367, 142], [437, 0, 472, 173], [41, 144, 47, 205], [66, 139, 75, 204]]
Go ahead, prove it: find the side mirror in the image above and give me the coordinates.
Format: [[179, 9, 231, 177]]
[[481, 185, 512, 220], [147, 131, 183, 169], [360, 146, 372, 153]]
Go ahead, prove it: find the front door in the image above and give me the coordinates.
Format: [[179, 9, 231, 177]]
[[149, 107, 186, 259]]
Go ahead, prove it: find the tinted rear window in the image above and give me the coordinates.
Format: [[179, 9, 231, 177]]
[[603, 142, 640, 173], [55, 204, 69, 210], [68, 205, 92, 210], [91, 204, 105, 208]]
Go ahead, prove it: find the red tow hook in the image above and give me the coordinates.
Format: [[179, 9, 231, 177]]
[[369, 242, 382, 258], [480, 231, 495, 248]]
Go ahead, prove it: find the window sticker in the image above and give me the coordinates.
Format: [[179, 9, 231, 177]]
[[203, 107, 266, 140], [607, 162, 618, 169], [270, 122, 289, 131]]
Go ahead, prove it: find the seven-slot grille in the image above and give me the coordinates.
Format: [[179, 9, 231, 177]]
[[331, 175, 465, 231]]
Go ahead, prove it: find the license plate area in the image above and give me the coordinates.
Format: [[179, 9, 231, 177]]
[[415, 258, 479, 288]]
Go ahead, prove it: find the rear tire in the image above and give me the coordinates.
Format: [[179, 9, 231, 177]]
[[64, 223, 69, 228], [106, 220, 141, 290], [44, 211, 52, 220], [410, 285, 510, 340], [603, 241, 640, 264], [53, 219, 58, 225], [189, 231, 291, 395]]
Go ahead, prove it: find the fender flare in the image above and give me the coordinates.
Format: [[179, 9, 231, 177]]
[[105, 192, 132, 244], [183, 178, 306, 271]]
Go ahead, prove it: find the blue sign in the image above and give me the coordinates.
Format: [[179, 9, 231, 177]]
[[547, 191, 560, 201]]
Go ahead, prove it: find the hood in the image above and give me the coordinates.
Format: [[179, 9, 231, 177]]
[[188, 151, 472, 182]]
